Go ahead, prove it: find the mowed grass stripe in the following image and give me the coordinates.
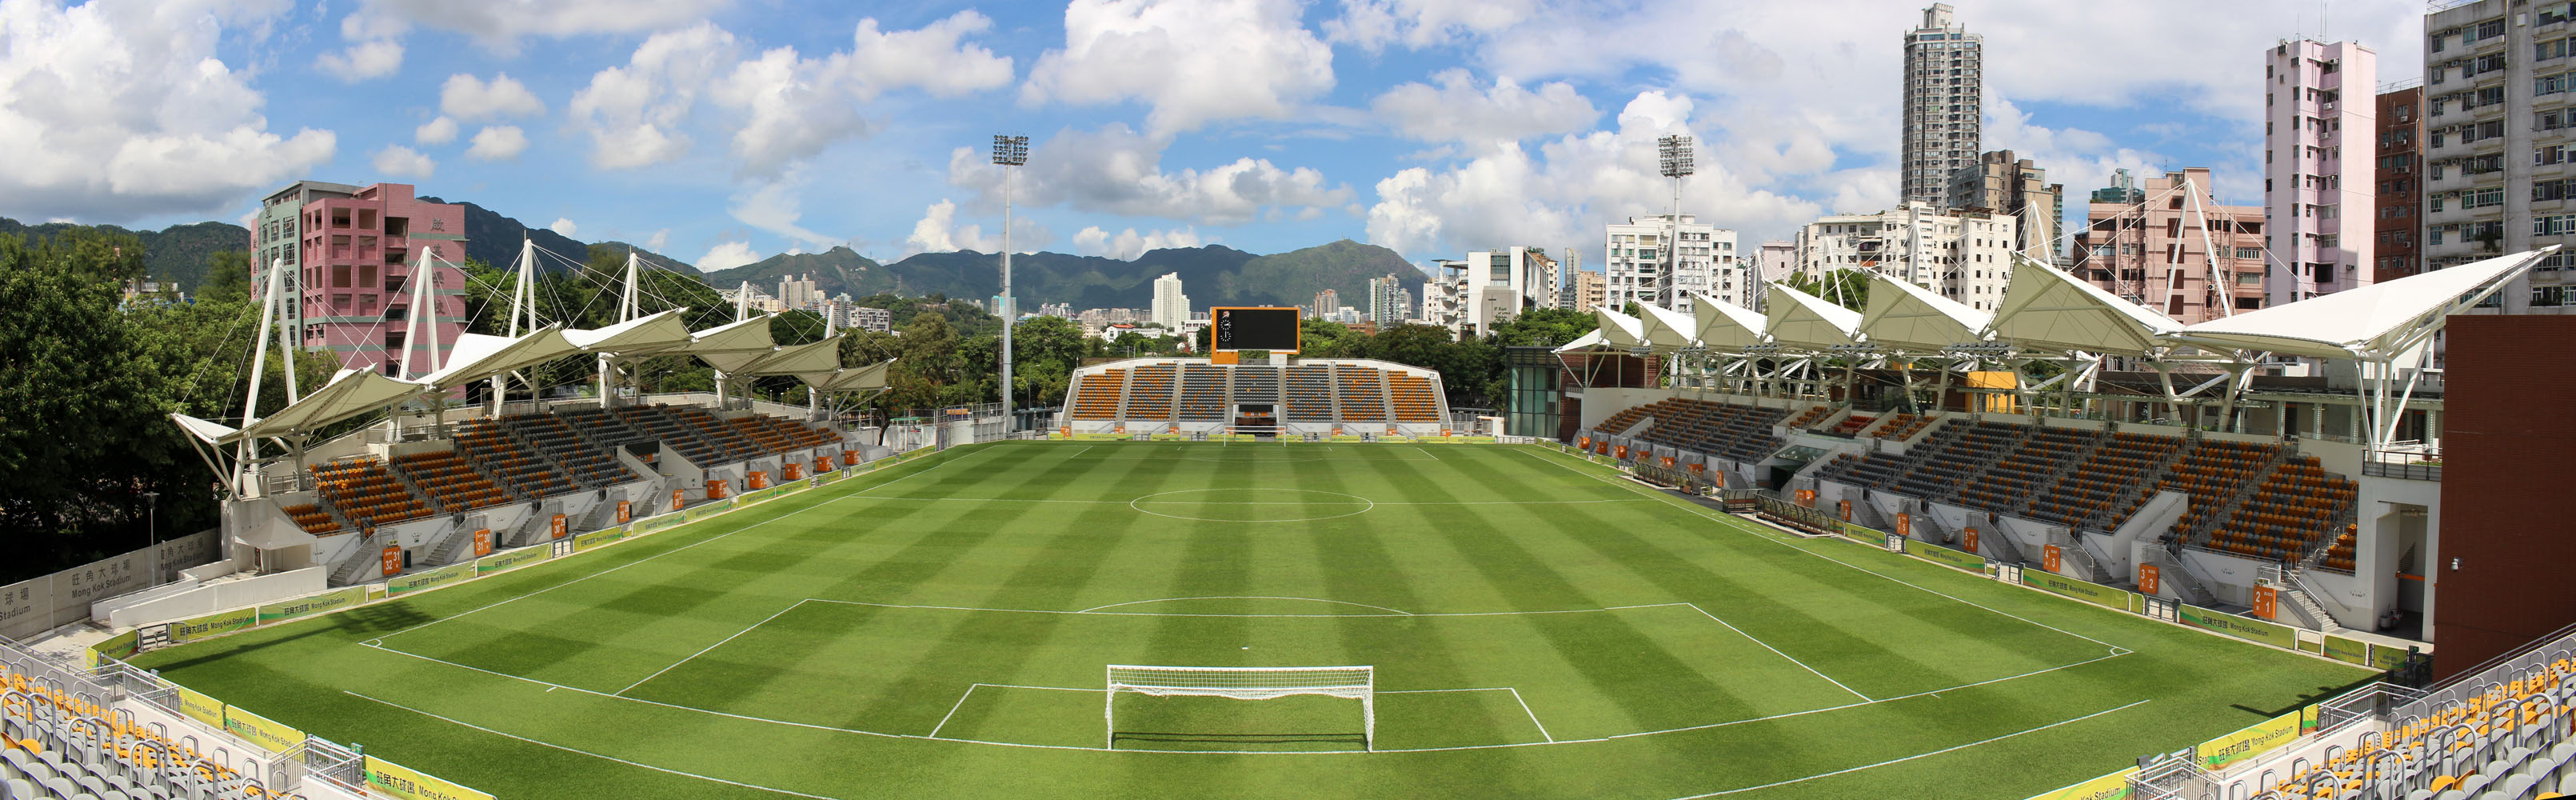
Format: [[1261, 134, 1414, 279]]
[[134, 441, 2378, 800]]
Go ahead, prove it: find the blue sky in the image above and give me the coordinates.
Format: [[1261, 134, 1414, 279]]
[[1, 0, 2425, 274]]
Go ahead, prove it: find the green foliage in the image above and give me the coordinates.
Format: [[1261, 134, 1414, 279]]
[[1781, 269, 1871, 312], [0, 232, 335, 581]]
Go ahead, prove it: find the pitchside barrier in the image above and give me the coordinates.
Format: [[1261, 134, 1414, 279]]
[[1553, 441, 2426, 676], [90, 444, 956, 666]]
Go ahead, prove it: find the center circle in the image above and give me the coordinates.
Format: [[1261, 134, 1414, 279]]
[[1126, 488, 1376, 522]]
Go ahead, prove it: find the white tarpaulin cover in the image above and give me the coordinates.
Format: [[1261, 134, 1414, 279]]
[[1859, 273, 1992, 353], [801, 358, 893, 392], [1632, 302, 1699, 350], [1552, 330, 1609, 354], [691, 314, 780, 373], [728, 334, 845, 376], [1687, 291, 1770, 350], [2172, 248, 2551, 359], [417, 326, 579, 389], [1763, 284, 1863, 350], [1986, 252, 2179, 355], [1594, 307, 1646, 348], [227, 369, 423, 444], [563, 309, 694, 356]]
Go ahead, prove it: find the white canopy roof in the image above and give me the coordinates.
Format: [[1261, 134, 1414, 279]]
[[230, 369, 423, 444], [563, 309, 695, 357], [418, 326, 579, 389], [1986, 252, 2179, 355], [689, 314, 777, 355], [1552, 330, 1609, 354], [1859, 273, 1992, 353], [728, 334, 847, 376], [1594, 307, 1646, 348], [1632, 302, 1699, 350], [170, 413, 240, 446], [2172, 248, 2551, 359], [1763, 284, 1863, 350], [1687, 291, 1770, 350], [802, 358, 894, 392]]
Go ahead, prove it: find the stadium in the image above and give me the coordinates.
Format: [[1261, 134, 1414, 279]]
[[5, 240, 2575, 800]]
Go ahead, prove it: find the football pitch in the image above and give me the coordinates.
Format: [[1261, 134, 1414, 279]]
[[136, 442, 2371, 798]]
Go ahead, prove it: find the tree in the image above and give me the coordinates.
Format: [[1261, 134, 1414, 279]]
[[1782, 269, 1871, 312], [199, 251, 251, 305]]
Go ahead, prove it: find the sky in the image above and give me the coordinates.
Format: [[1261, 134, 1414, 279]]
[[0, 0, 2426, 276]]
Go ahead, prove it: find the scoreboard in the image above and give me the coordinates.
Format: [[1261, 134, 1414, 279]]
[[1210, 306, 1301, 353]]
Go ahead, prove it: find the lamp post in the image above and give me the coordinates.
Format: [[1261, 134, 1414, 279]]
[[142, 491, 159, 582], [992, 134, 1029, 434], [1656, 134, 1695, 310]]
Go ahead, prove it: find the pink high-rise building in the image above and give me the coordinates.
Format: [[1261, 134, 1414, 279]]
[[2264, 39, 2377, 304], [250, 182, 469, 377]]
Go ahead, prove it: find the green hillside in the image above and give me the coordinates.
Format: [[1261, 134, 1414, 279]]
[[705, 239, 1427, 310]]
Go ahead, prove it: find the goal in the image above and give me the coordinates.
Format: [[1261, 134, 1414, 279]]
[[1104, 664, 1375, 750]]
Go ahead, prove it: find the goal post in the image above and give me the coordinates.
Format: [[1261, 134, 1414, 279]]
[[1104, 664, 1375, 750]]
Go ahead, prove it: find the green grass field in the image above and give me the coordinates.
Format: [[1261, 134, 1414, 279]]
[[137, 442, 2371, 798]]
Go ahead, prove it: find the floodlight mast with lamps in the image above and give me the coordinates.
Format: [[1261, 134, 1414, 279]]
[[992, 134, 1028, 431], [1657, 134, 1695, 310]]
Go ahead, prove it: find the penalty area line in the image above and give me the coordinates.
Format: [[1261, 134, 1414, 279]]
[[345, 690, 845, 800]]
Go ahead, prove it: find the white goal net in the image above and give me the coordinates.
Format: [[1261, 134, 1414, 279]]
[[1104, 664, 1375, 750]]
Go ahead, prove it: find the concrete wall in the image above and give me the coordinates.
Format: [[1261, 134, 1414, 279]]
[[102, 567, 325, 628]]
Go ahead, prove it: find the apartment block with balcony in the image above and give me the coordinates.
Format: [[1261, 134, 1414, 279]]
[[2265, 39, 2378, 305], [1903, 4, 1983, 206], [1944, 150, 2063, 258], [254, 182, 469, 376], [2423, 0, 2576, 313], [1604, 214, 1739, 312], [1792, 202, 2018, 311], [2071, 168, 2268, 323]]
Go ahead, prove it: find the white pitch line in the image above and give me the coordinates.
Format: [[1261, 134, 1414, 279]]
[[1508, 687, 1554, 743], [1078, 596, 1415, 614], [802, 597, 1688, 619], [373, 448, 992, 644], [617, 599, 812, 696], [846, 495, 1653, 506], [1411, 446, 1440, 461], [927, 684, 979, 738], [346, 690, 845, 799], [1604, 649, 2133, 741], [1667, 699, 2153, 798], [1681, 602, 1871, 702], [1512, 446, 2127, 654]]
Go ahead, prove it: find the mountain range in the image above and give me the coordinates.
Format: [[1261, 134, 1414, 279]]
[[6, 199, 1428, 311], [704, 238, 1427, 311]]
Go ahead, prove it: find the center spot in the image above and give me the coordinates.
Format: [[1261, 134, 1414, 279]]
[[1125, 488, 1375, 522]]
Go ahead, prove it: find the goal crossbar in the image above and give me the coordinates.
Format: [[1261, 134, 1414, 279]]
[[1104, 665, 1375, 750]]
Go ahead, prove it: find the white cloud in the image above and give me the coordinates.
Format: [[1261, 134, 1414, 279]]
[[645, 228, 669, 250], [1323, 0, 1537, 53], [337, 0, 731, 51], [0, 0, 335, 222], [729, 176, 841, 247], [441, 73, 545, 121], [1072, 226, 1203, 260], [903, 198, 1048, 255], [710, 10, 1013, 178], [1364, 91, 1820, 256], [548, 217, 577, 237], [316, 39, 404, 81], [945, 124, 1350, 226], [414, 115, 457, 145], [1368, 69, 1596, 145], [697, 240, 761, 273], [1024, 0, 1334, 134], [370, 144, 437, 178], [465, 125, 529, 160], [567, 22, 738, 170]]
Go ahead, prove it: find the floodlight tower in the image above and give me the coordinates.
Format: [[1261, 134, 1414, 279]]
[[1656, 134, 1695, 310], [993, 134, 1029, 432]]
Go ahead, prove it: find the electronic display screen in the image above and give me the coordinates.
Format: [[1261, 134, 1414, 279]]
[[1211, 306, 1301, 353]]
